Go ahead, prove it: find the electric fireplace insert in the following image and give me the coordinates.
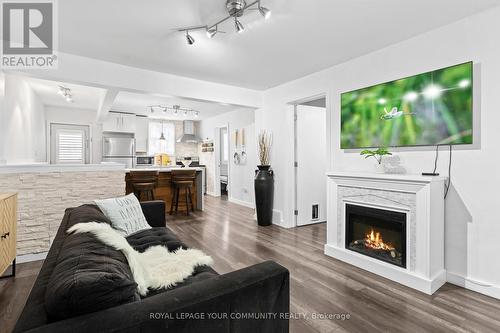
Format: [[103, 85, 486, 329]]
[[345, 204, 406, 268]]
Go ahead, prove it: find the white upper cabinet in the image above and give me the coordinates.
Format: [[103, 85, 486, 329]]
[[135, 116, 149, 153], [102, 112, 136, 133]]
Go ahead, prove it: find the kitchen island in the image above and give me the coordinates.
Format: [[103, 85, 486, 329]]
[[125, 167, 204, 212]]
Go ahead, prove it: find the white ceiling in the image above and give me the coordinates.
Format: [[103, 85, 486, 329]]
[[59, 0, 500, 89], [26, 77, 106, 110], [24, 75, 254, 120], [112, 91, 254, 120]]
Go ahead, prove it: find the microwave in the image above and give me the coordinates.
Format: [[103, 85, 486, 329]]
[[136, 156, 154, 166]]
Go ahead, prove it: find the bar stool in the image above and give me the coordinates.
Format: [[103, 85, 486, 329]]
[[129, 171, 159, 202], [170, 169, 196, 216]]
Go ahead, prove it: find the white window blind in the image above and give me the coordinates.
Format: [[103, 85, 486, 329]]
[[56, 129, 85, 163], [148, 121, 175, 155], [50, 123, 89, 164]]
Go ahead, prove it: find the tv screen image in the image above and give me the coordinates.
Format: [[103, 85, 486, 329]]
[[340, 62, 473, 149]]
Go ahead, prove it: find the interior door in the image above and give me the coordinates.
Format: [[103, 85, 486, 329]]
[[50, 123, 90, 164], [296, 105, 327, 226]]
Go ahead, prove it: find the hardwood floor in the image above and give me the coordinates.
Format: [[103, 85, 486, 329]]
[[2, 196, 500, 332]]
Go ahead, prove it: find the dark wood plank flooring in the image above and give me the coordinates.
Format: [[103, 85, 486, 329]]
[[2, 196, 500, 332]]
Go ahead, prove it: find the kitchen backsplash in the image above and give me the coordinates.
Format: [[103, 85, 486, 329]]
[[174, 120, 199, 158]]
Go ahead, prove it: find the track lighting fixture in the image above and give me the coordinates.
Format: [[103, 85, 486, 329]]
[[185, 31, 195, 45], [177, 1, 271, 42], [58, 85, 73, 103], [206, 26, 217, 39], [234, 17, 244, 33], [148, 104, 199, 118], [258, 4, 271, 19]]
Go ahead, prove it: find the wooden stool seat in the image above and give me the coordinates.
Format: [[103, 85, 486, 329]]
[[170, 170, 196, 216], [129, 171, 159, 202]]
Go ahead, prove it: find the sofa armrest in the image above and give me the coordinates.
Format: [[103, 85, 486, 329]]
[[23, 261, 289, 333], [140, 200, 166, 227]]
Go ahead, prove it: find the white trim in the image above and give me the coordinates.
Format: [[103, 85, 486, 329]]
[[325, 245, 446, 295], [228, 197, 254, 209], [205, 191, 218, 197], [447, 272, 500, 300], [47, 120, 94, 164], [17, 252, 48, 263]]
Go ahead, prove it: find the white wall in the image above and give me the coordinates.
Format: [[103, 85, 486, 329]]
[[2, 75, 46, 164], [256, 6, 500, 298], [199, 108, 256, 207], [44, 106, 103, 163]]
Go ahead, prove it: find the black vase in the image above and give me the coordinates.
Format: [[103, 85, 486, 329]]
[[254, 165, 274, 226]]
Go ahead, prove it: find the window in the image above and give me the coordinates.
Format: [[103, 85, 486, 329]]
[[50, 123, 90, 164], [148, 121, 175, 155]]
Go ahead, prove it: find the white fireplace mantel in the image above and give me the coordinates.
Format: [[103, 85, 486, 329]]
[[324, 171, 447, 295]]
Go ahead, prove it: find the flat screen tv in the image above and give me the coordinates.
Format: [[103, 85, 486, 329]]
[[340, 62, 473, 149]]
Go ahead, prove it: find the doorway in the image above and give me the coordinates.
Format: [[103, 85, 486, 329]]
[[214, 125, 230, 200], [50, 123, 90, 164], [294, 97, 327, 226]]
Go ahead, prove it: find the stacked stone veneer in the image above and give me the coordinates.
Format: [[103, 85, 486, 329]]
[[0, 170, 125, 255]]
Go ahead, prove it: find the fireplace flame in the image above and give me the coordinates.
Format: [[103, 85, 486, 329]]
[[365, 229, 395, 251]]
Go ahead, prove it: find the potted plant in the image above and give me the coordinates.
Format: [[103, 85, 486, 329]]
[[254, 131, 274, 226], [360, 148, 392, 173]]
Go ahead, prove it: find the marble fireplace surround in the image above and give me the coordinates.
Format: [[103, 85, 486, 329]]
[[324, 171, 447, 295]]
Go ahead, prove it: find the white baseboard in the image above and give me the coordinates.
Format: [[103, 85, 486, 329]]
[[228, 197, 255, 209], [447, 272, 500, 299], [17, 252, 48, 263], [205, 191, 219, 197], [324, 244, 446, 295]]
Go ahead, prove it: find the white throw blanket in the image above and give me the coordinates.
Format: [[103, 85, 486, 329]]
[[68, 222, 213, 296]]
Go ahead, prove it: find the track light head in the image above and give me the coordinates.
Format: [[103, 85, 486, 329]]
[[206, 26, 217, 39], [194, 111, 199, 118], [259, 5, 271, 19], [186, 31, 195, 45], [235, 18, 244, 33]]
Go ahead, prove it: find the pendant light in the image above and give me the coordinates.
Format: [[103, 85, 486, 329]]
[[159, 120, 166, 141]]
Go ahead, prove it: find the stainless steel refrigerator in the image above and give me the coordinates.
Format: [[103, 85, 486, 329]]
[[102, 135, 135, 168]]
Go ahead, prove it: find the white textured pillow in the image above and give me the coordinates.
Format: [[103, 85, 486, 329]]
[[95, 193, 151, 236]]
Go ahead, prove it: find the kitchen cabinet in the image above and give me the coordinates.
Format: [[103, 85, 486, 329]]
[[135, 116, 149, 153], [102, 112, 136, 133]]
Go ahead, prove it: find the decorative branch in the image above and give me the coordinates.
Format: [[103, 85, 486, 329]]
[[257, 131, 273, 166]]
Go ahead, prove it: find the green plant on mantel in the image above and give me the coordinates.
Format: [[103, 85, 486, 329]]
[[360, 148, 392, 164]]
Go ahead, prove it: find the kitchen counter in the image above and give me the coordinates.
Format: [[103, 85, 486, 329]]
[[125, 167, 205, 212], [125, 166, 204, 172], [0, 163, 124, 174]]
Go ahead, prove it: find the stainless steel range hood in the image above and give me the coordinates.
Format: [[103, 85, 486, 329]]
[[176, 120, 201, 143]]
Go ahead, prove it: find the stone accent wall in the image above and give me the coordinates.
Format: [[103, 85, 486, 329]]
[[0, 170, 125, 255]]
